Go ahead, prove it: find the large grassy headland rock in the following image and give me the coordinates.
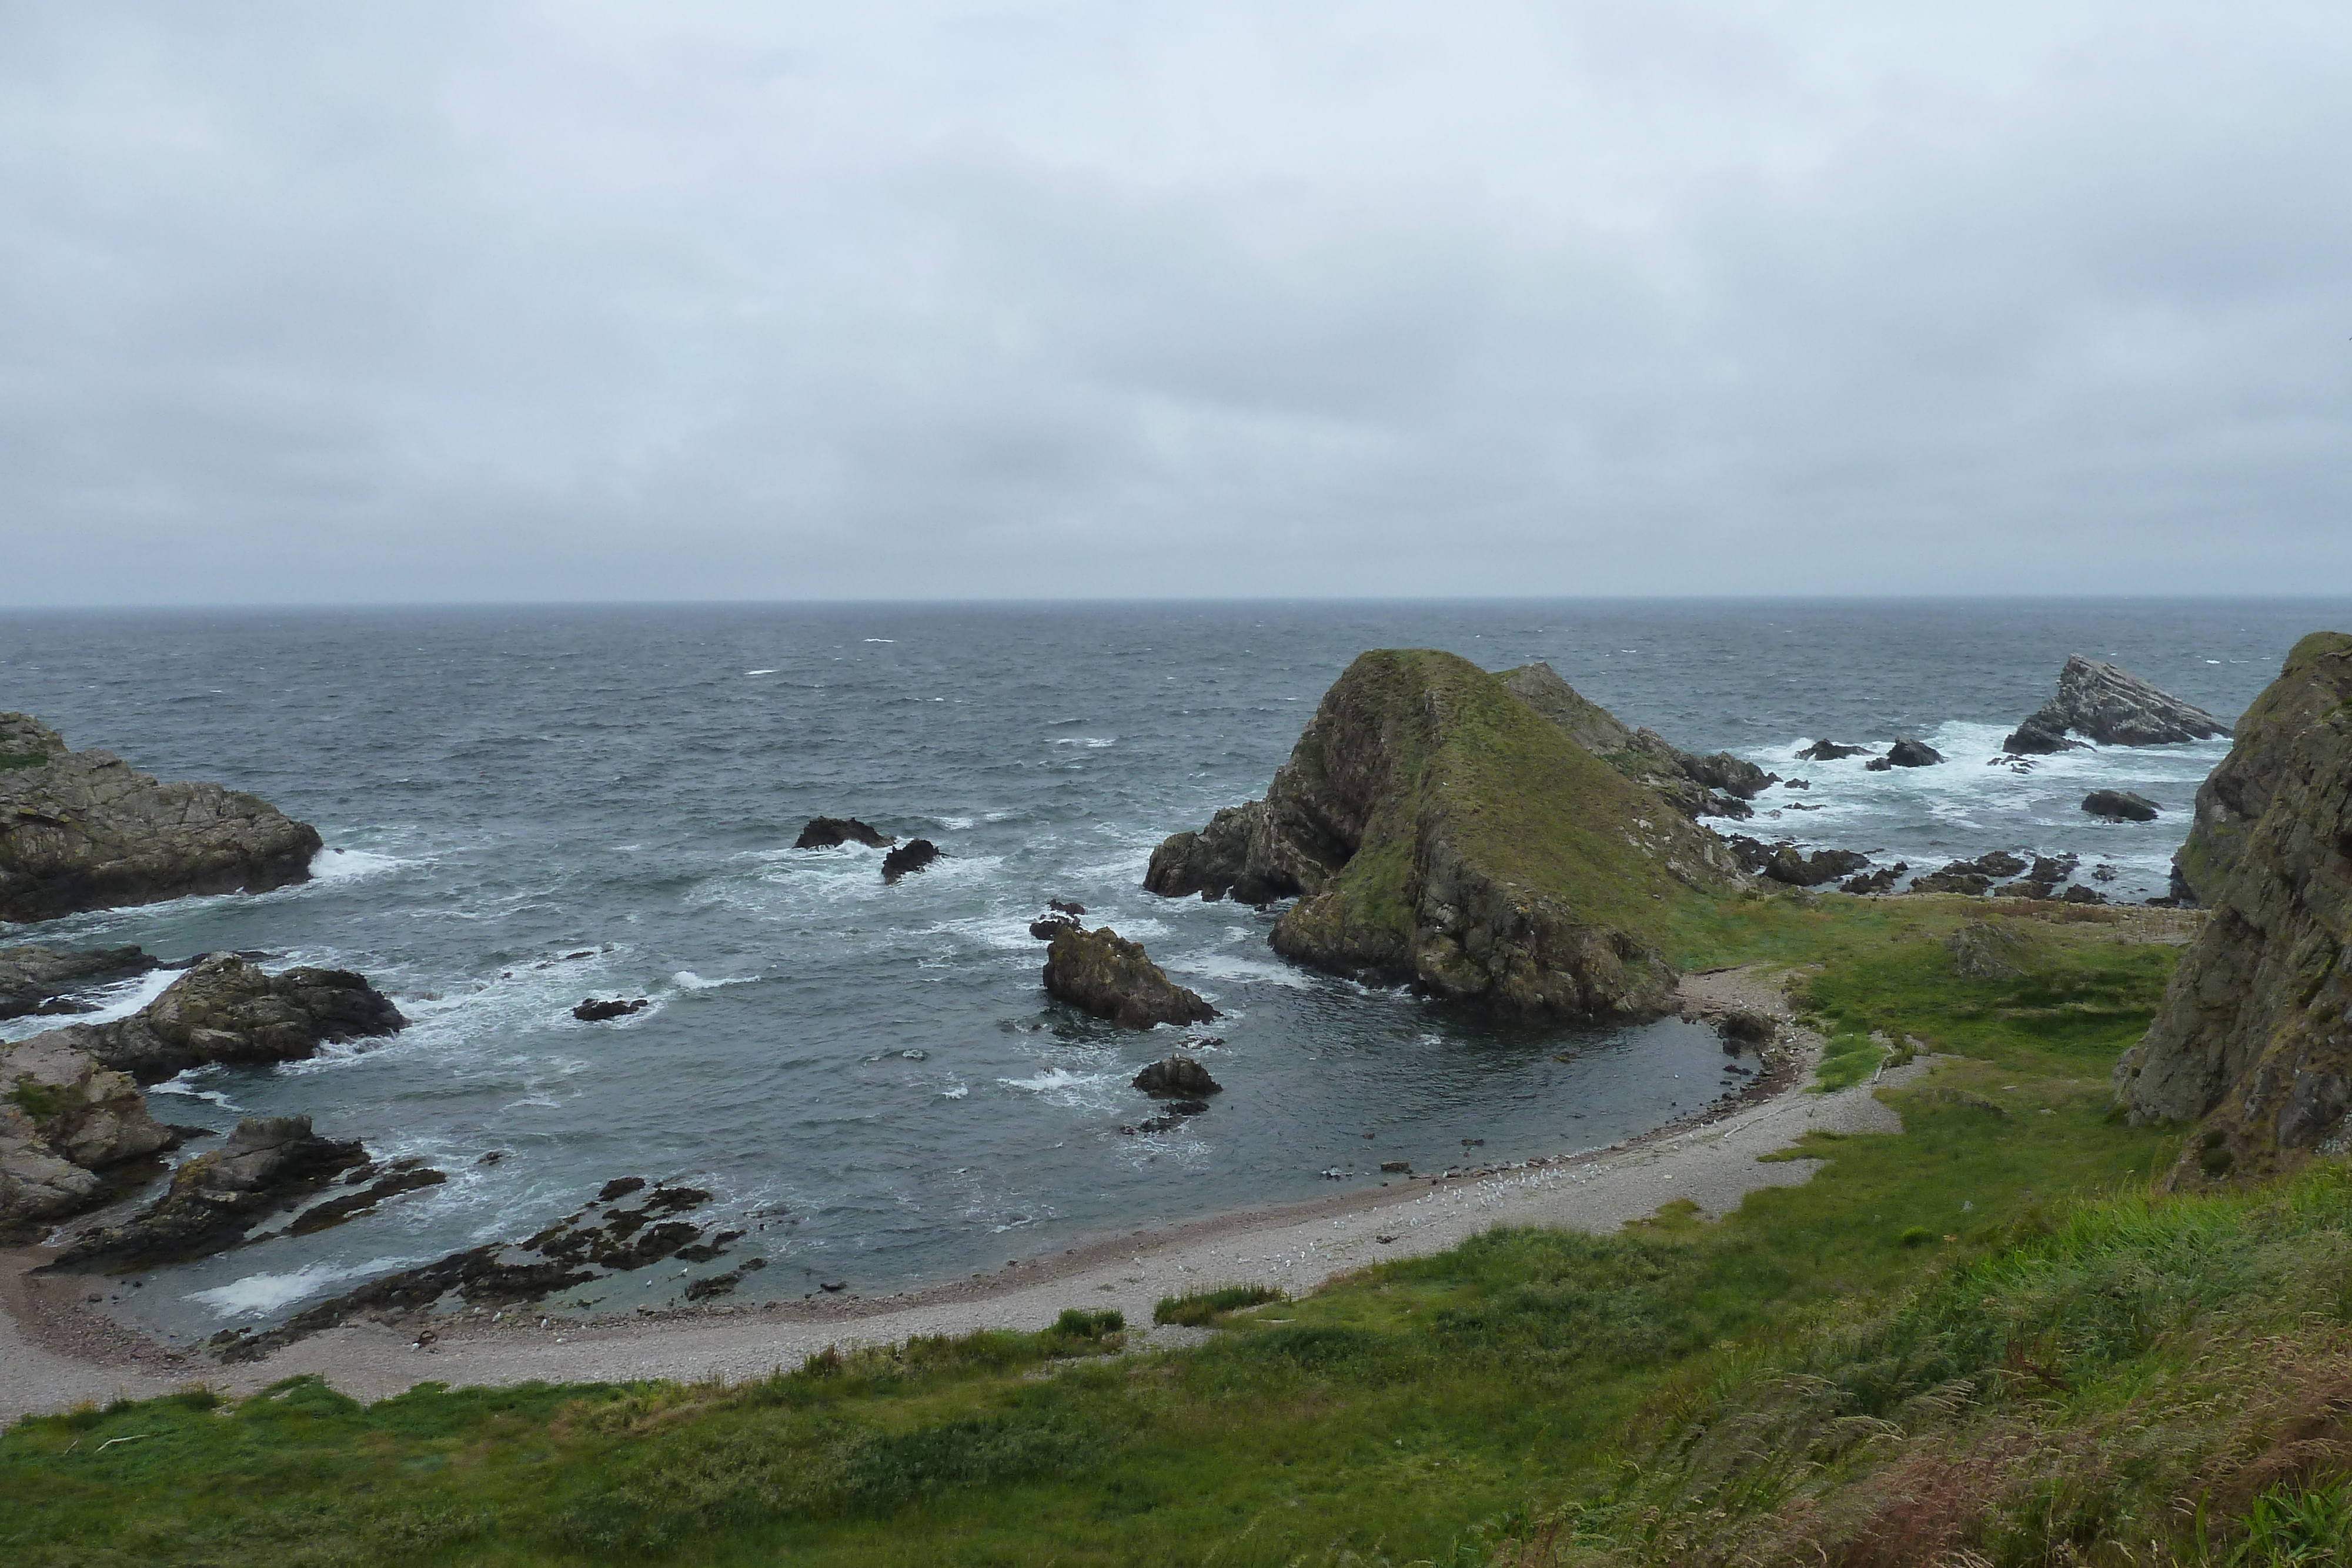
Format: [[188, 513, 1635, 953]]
[[0, 713, 322, 923], [2113, 632, 2352, 1183], [1145, 649, 1739, 1021]]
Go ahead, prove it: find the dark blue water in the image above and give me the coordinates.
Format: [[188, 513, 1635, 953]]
[[2, 598, 2341, 1340]]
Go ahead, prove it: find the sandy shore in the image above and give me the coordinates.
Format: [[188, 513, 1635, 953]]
[[2, 966, 1925, 1425]]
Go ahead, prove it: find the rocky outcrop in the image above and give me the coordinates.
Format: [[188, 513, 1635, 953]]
[[794, 817, 894, 849], [1760, 847, 1872, 888], [2113, 633, 2352, 1183], [1866, 738, 1945, 770], [1146, 650, 1740, 1021], [1, 1030, 180, 1241], [1043, 926, 1217, 1029], [572, 997, 648, 1022], [1796, 739, 1869, 761], [46, 953, 405, 1082], [1495, 663, 1770, 821], [2001, 655, 2229, 754], [46, 1115, 366, 1271], [0, 713, 321, 924], [2083, 790, 2161, 823], [0, 944, 157, 1020], [1133, 1055, 1222, 1096], [881, 839, 940, 881]]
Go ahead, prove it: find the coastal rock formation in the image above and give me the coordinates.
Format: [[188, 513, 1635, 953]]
[[572, 997, 649, 1022], [0, 713, 322, 923], [881, 838, 940, 881], [1495, 663, 1768, 820], [1, 1029, 179, 1240], [1043, 925, 1217, 1029], [0, 944, 157, 1020], [1133, 1054, 1222, 1096], [1146, 650, 1739, 1021], [47, 1115, 365, 1271], [1760, 846, 1872, 888], [2001, 655, 2229, 754], [794, 817, 894, 850], [1796, 739, 1869, 761], [1841, 864, 1906, 894], [2083, 789, 2161, 823], [1866, 738, 1945, 770], [46, 953, 405, 1082], [2113, 633, 2352, 1183]]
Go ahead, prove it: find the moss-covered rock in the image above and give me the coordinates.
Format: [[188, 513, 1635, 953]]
[[2114, 631, 2352, 1184], [1041, 925, 1217, 1029], [1145, 649, 1739, 1021]]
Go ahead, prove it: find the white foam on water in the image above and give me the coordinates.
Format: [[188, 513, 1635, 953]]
[[308, 846, 405, 884], [745, 668, 776, 676], [1177, 951, 1318, 990], [188, 1257, 413, 1319], [149, 1067, 240, 1110], [937, 815, 975, 830], [941, 1081, 969, 1099], [5, 966, 181, 1038], [1050, 737, 1117, 748], [863, 638, 895, 643], [997, 1067, 1122, 1109], [672, 970, 757, 991]]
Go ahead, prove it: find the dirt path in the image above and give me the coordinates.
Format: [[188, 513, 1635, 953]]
[[2, 966, 1925, 1423]]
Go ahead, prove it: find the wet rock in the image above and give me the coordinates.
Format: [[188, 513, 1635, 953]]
[[1680, 751, 1777, 800], [285, 1165, 447, 1237], [1049, 899, 1085, 916], [2061, 885, 2108, 905], [1029, 914, 1078, 940], [1795, 738, 1870, 761], [2083, 789, 2161, 823], [794, 817, 894, 850], [1840, 864, 1906, 895], [1999, 713, 2085, 756], [1907, 868, 1994, 896], [51, 953, 405, 1084], [0, 944, 156, 1022], [1379, 1160, 1411, 1174], [1132, 1054, 1222, 1097], [572, 997, 649, 1022], [0, 713, 322, 923], [1868, 738, 1945, 770], [1762, 846, 1872, 888], [1043, 926, 1216, 1029], [881, 839, 940, 882], [1782, 778, 1810, 790], [47, 1116, 366, 1271], [2002, 654, 2230, 752]]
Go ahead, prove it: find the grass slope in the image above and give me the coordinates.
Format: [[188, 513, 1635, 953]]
[[1, 898, 2220, 1566]]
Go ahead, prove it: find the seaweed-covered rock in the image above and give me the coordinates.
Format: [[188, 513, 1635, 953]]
[[1146, 651, 1738, 1021], [0, 944, 157, 1021], [2083, 790, 2161, 823], [881, 839, 940, 882], [1043, 926, 1216, 1029], [794, 817, 894, 850], [0, 714, 320, 924], [2114, 633, 2352, 1183], [52, 953, 405, 1083], [2002, 655, 2229, 753], [46, 1115, 366, 1271]]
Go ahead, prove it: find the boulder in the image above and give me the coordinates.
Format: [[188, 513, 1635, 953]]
[[881, 839, 940, 882], [2113, 633, 2352, 1183], [0, 944, 156, 1021], [572, 997, 649, 1022], [1043, 926, 1216, 1029], [2002, 655, 2230, 753], [2083, 790, 2161, 823], [46, 1115, 366, 1271], [1132, 1055, 1222, 1097], [0, 713, 320, 924], [1874, 738, 1946, 768], [47, 953, 405, 1082], [1761, 847, 1872, 888], [1840, 864, 1906, 895], [2, 1030, 180, 1241], [1999, 713, 2084, 757], [1795, 739, 1870, 761], [1146, 652, 1738, 1021], [793, 817, 894, 850]]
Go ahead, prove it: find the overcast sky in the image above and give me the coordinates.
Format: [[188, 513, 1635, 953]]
[[3, 2, 2348, 605]]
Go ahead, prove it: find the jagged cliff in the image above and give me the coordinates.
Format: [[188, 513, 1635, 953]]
[[2113, 631, 2352, 1183], [1144, 649, 1738, 1020], [2001, 654, 2229, 754]]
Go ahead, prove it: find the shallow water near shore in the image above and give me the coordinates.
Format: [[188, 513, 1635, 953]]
[[1, 597, 2341, 1343]]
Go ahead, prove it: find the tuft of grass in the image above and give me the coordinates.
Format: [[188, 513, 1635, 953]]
[[1153, 1285, 1286, 1326], [0, 751, 51, 771], [6, 1082, 74, 1122]]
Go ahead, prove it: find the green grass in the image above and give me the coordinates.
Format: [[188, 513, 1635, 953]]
[[0, 751, 51, 771], [6, 1082, 74, 1121], [1154, 1284, 1287, 1326], [1, 900, 2197, 1566]]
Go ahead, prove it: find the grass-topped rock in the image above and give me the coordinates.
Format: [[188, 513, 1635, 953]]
[[2116, 630, 2352, 1184], [1146, 649, 1738, 1021]]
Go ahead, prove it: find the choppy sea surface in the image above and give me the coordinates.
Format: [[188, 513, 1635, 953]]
[[3, 599, 2343, 1342]]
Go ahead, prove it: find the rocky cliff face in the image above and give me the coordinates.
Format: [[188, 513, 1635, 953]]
[[2001, 655, 2230, 754], [1146, 650, 1738, 1021], [2113, 632, 2352, 1184], [1, 713, 322, 922]]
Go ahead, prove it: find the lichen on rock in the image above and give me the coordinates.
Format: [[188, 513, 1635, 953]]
[[1145, 649, 1739, 1021], [2113, 631, 2352, 1185]]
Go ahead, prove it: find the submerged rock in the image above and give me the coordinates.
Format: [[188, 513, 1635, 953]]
[[1132, 1054, 1222, 1097], [47, 1115, 366, 1271], [1795, 738, 1870, 761], [0, 944, 157, 1021], [881, 839, 940, 881], [0, 713, 320, 924], [46, 953, 405, 1083], [1866, 738, 1946, 770], [2002, 654, 2229, 753], [1042, 926, 1217, 1029], [1147, 651, 1738, 1021], [2083, 789, 2161, 823], [794, 816, 894, 849], [2114, 633, 2352, 1183]]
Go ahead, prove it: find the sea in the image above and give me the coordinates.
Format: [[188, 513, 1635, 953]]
[[3, 597, 2344, 1343]]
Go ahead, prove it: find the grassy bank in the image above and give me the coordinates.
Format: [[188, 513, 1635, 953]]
[[1, 897, 2206, 1566]]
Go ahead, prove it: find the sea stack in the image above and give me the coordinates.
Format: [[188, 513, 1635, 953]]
[[2000, 655, 2229, 754], [1145, 649, 1738, 1021], [0, 713, 322, 922], [2113, 632, 2352, 1185]]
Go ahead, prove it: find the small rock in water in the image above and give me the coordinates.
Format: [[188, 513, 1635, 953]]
[[881, 839, 941, 881], [794, 817, 894, 850], [818, 1279, 846, 1293], [1379, 1160, 1411, 1174], [1795, 738, 1869, 761], [2083, 789, 2161, 823], [1133, 1055, 1222, 1097], [1049, 899, 1085, 916], [573, 997, 649, 1022]]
